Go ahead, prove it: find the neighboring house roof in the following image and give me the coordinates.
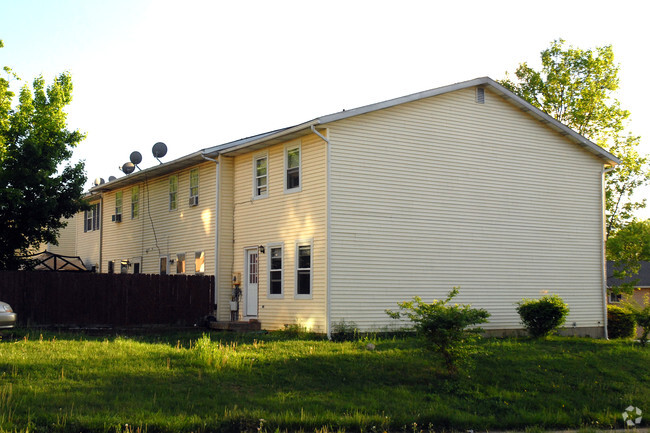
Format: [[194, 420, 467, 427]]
[[91, 77, 620, 193], [607, 261, 650, 288]]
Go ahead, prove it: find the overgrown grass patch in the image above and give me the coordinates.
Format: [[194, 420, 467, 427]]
[[0, 329, 648, 432]]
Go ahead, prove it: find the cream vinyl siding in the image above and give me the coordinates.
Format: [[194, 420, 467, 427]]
[[47, 216, 77, 256], [232, 134, 327, 331], [102, 162, 216, 275], [217, 156, 235, 321], [328, 87, 606, 331], [76, 199, 101, 270]]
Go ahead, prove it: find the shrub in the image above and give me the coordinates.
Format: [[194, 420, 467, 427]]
[[516, 295, 570, 338], [386, 287, 490, 374], [330, 319, 360, 342], [607, 305, 636, 339]]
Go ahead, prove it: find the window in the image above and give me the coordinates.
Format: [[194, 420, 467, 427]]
[[133, 260, 141, 274], [115, 191, 123, 221], [160, 257, 168, 275], [177, 253, 185, 274], [295, 243, 312, 297], [108, 260, 115, 274], [285, 145, 301, 192], [131, 186, 139, 219], [169, 175, 178, 210], [189, 168, 199, 206], [84, 203, 100, 232], [195, 251, 205, 274], [609, 292, 622, 303], [268, 245, 283, 297], [120, 260, 129, 274], [253, 155, 268, 198]]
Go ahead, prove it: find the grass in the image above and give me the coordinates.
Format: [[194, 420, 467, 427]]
[[0, 328, 649, 432]]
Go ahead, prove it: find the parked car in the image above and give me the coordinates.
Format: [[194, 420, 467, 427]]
[[0, 301, 17, 329]]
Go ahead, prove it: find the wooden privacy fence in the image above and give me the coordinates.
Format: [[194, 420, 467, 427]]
[[0, 271, 215, 327]]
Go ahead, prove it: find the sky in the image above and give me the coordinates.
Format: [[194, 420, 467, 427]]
[[1, 0, 650, 217]]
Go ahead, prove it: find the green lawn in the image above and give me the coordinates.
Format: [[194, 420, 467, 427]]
[[0, 329, 648, 433]]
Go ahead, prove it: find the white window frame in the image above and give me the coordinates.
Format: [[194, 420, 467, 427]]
[[253, 152, 269, 199], [115, 191, 123, 220], [294, 239, 313, 299], [189, 168, 199, 204], [267, 242, 284, 299], [284, 141, 302, 194], [84, 203, 100, 232], [609, 292, 622, 303], [169, 175, 178, 211], [131, 185, 140, 219]]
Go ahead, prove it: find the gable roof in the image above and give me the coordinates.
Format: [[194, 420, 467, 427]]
[[607, 261, 650, 288], [92, 77, 619, 192]]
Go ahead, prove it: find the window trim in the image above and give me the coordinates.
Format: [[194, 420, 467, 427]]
[[84, 203, 100, 232], [294, 239, 313, 299], [115, 191, 123, 220], [189, 168, 199, 204], [284, 141, 302, 193], [267, 242, 284, 299], [252, 152, 269, 199], [169, 175, 178, 211], [131, 185, 140, 219]]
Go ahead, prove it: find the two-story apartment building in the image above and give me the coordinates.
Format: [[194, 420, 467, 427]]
[[64, 77, 619, 336]]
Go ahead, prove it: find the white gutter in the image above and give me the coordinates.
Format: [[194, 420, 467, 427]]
[[311, 125, 332, 338], [213, 120, 321, 156], [601, 165, 616, 339], [202, 154, 220, 317]]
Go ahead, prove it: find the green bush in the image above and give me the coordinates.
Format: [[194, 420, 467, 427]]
[[330, 320, 360, 342], [386, 287, 490, 374], [516, 295, 570, 338], [608, 304, 637, 339]]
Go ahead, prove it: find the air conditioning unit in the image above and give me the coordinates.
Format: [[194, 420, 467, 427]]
[[112, 214, 122, 223], [189, 196, 199, 207]]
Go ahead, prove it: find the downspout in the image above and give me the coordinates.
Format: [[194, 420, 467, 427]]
[[601, 165, 616, 339], [311, 125, 332, 338], [202, 154, 220, 318], [99, 193, 104, 273]]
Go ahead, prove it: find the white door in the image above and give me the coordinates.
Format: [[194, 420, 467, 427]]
[[245, 249, 259, 317]]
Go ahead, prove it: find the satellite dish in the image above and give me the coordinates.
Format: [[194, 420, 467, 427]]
[[93, 177, 105, 186], [108, 176, 117, 182], [152, 142, 168, 159], [129, 151, 142, 165], [122, 162, 135, 174]]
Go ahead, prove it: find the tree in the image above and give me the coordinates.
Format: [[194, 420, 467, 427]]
[[0, 40, 87, 270], [500, 39, 649, 236], [606, 219, 650, 293]]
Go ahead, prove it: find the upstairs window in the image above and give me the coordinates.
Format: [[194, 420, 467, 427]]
[[114, 191, 123, 222], [169, 175, 178, 210], [189, 169, 199, 206], [84, 203, 100, 232], [254, 155, 268, 198], [131, 186, 139, 219], [285, 144, 301, 192]]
